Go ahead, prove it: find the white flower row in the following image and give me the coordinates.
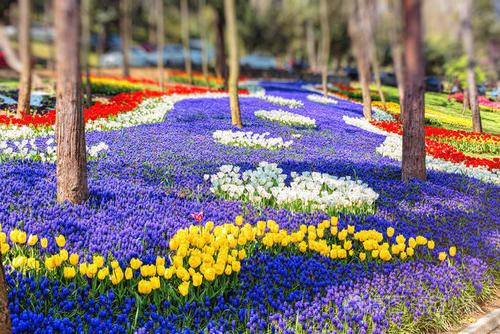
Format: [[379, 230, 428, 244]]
[[0, 138, 109, 163], [205, 161, 379, 215], [343, 115, 388, 135], [0, 92, 238, 141], [255, 109, 316, 128], [213, 130, 293, 150], [257, 94, 304, 109], [373, 109, 396, 121], [376, 135, 500, 185], [306, 94, 338, 105]]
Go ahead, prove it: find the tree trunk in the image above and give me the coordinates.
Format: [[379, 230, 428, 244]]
[[388, 0, 404, 118], [0, 24, 22, 73], [156, 0, 164, 90], [319, 0, 330, 97], [81, 0, 92, 108], [181, 0, 192, 85], [120, 0, 131, 77], [96, 25, 106, 75], [214, 8, 227, 88], [44, 1, 55, 72], [0, 256, 11, 334], [55, 0, 89, 204], [199, 0, 209, 87], [306, 20, 317, 72], [401, 0, 426, 181], [16, 0, 32, 117], [461, 0, 482, 132], [147, 0, 157, 45], [462, 88, 470, 113], [224, 0, 242, 128], [348, 0, 372, 119]]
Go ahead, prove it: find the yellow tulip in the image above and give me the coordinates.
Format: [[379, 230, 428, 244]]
[[427, 240, 435, 250], [438, 252, 447, 261], [27, 234, 38, 246], [178, 281, 190, 296], [69, 253, 79, 266], [386, 227, 395, 238], [63, 266, 76, 279], [55, 235, 66, 248], [41, 238, 48, 249], [449, 246, 456, 257], [125, 267, 133, 280], [138, 279, 152, 295], [130, 258, 143, 270]]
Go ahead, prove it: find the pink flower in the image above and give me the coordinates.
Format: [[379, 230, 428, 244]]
[[191, 211, 204, 223]]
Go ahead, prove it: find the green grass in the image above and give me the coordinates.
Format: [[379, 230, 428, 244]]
[[375, 85, 500, 134]]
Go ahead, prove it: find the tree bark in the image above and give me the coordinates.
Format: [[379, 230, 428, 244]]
[[120, 0, 131, 77], [156, 0, 165, 90], [462, 88, 470, 113], [96, 25, 106, 75], [348, 0, 372, 119], [44, 1, 55, 72], [81, 0, 92, 108], [0, 24, 22, 73], [224, 0, 242, 128], [54, 0, 89, 204], [0, 256, 11, 334], [147, 0, 157, 45], [388, 0, 405, 118], [17, 0, 32, 117], [306, 20, 317, 72], [199, 0, 209, 87], [181, 0, 192, 85], [401, 0, 426, 181], [461, 0, 482, 132], [214, 8, 227, 88], [319, 0, 330, 97]]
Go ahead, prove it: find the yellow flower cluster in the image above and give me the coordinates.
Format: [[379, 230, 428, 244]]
[[0, 218, 456, 298], [88, 77, 145, 91]]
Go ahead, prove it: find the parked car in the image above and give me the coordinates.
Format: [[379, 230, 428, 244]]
[[240, 53, 277, 70], [380, 72, 398, 87], [425, 76, 443, 92], [100, 47, 150, 68], [145, 44, 185, 66]]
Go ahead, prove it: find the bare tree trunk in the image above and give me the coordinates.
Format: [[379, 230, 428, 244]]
[[120, 0, 131, 77], [181, 0, 192, 85], [147, 0, 156, 45], [401, 0, 426, 181], [55, 0, 89, 204], [0, 24, 22, 73], [17, 0, 32, 117], [388, 0, 404, 118], [224, 0, 242, 128], [199, 0, 209, 87], [156, 0, 164, 90], [348, 0, 372, 119], [306, 20, 317, 72], [214, 8, 227, 88], [0, 255, 11, 334], [44, 1, 55, 72], [319, 0, 330, 97], [96, 25, 106, 75], [462, 88, 470, 113], [81, 0, 92, 108], [461, 0, 482, 132]]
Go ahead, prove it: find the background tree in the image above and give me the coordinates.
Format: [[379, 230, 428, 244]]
[[460, 0, 482, 132], [388, 0, 405, 116], [55, 0, 89, 204], [181, 0, 192, 84], [401, 0, 426, 181], [156, 0, 165, 90], [319, 0, 330, 96], [16, 0, 32, 117], [224, 0, 242, 128], [81, 0, 92, 108], [348, 0, 372, 119], [120, 0, 131, 77], [198, 0, 209, 86]]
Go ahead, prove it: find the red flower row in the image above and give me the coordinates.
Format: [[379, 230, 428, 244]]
[[370, 120, 500, 170], [0, 84, 248, 128]]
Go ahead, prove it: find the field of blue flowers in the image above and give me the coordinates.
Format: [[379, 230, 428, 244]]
[[0, 81, 498, 333]]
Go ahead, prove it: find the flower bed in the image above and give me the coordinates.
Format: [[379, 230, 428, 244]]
[[255, 109, 316, 127], [258, 94, 304, 109], [213, 130, 293, 150], [206, 162, 379, 215], [449, 92, 500, 111], [307, 94, 338, 105], [0, 81, 498, 333]]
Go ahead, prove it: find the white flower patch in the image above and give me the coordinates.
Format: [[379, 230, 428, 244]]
[[213, 130, 293, 150], [255, 109, 316, 128], [205, 162, 379, 215], [376, 135, 500, 185], [0, 138, 109, 163], [257, 94, 304, 109], [373, 109, 396, 121], [343, 116, 388, 135], [307, 94, 338, 105]]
